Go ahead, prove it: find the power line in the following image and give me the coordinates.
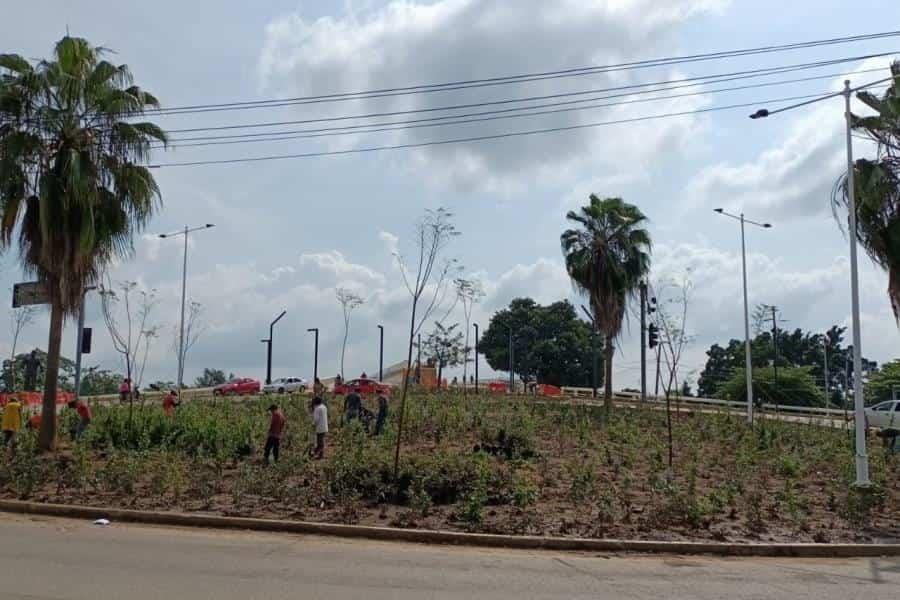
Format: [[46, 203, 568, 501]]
[[164, 54, 896, 133], [146, 30, 900, 115], [161, 68, 888, 148], [148, 89, 845, 168]]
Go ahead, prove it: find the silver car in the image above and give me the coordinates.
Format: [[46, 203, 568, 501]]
[[262, 377, 308, 394], [865, 400, 899, 430]]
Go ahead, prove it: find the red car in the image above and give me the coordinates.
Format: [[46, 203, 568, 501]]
[[334, 378, 392, 396], [213, 378, 261, 396]]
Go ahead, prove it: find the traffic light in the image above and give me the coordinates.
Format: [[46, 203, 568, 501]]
[[648, 296, 657, 314], [81, 327, 92, 354], [647, 323, 659, 348]]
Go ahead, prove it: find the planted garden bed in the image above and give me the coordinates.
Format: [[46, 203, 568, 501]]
[[1, 393, 897, 543]]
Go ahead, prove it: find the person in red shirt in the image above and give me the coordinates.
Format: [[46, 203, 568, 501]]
[[119, 378, 131, 403], [163, 390, 180, 418], [264, 404, 286, 464], [67, 399, 92, 439], [26, 413, 42, 432]]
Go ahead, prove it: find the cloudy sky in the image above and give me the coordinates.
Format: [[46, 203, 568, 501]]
[[3, 0, 900, 390]]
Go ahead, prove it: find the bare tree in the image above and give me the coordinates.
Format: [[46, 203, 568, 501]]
[[651, 274, 695, 471], [335, 288, 364, 380], [392, 208, 461, 479], [99, 278, 159, 421], [170, 301, 206, 386], [8, 303, 37, 390], [455, 278, 484, 393]]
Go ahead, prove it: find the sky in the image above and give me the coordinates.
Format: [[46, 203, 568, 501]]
[[2, 0, 900, 391]]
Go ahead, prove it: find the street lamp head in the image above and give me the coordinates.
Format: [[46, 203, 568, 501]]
[[749, 109, 770, 120], [763, 223, 773, 228], [158, 233, 167, 239], [205, 223, 215, 228], [307, 327, 318, 333], [713, 208, 723, 213], [377, 324, 383, 330]]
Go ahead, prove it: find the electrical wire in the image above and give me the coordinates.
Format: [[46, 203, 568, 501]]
[[160, 68, 888, 148], [146, 30, 900, 115], [163, 54, 895, 133], [148, 89, 849, 168]]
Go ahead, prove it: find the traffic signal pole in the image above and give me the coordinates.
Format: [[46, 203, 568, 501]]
[[640, 283, 647, 402]]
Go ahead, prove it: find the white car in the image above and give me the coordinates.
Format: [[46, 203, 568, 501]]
[[865, 400, 899, 430], [262, 377, 308, 394]]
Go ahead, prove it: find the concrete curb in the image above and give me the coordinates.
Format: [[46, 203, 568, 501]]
[[1, 499, 897, 557]]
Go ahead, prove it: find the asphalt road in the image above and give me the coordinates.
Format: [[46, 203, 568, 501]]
[[0, 514, 898, 599]]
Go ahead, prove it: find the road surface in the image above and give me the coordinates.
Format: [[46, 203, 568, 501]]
[[0, 514, 897, 599]]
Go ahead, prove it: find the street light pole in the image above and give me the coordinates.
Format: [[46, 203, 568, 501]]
[[158, 223, 215, 395], [507, 327, 514, 393], [377, 325, 384, 382], [307, 328, 319, 384], [265, 310, 287, 385], [843, 80, 870, 486], [473, 323, 479, 393], [714, 208, 771, 424]]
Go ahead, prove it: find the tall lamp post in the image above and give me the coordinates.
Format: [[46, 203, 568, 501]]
[[261, 310, 287, 385], [377, 324, 384, 382], [307, 328, 319, 384], [473, 323, 479, 393], [507, 326, 515, 393], [158, 223, 215, 394], [747, 76, 894, 487], [713, 208, 771, 425]]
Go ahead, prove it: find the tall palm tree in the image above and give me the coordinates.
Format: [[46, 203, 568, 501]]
[[561, 195, 651, 413], [0, 36, 166, 449], [834, 62, 900, 319]]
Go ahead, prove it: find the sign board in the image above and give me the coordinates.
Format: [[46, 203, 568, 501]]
[[12, 281, 50, 308]]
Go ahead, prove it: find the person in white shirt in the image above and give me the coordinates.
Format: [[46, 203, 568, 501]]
[[312, 396, 329, 459]]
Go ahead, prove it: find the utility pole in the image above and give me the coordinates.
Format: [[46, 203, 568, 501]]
[[473, 323, 479, 393], [640, 283, 647, 402], [654, 346, 662, 399], [307, 328, 319, 383], [770, 305, 779, 411], [377, 325, 384, 382], [73, 286, 96, 400], [823, 336, 830, 408], [508, 327, 515, 393]]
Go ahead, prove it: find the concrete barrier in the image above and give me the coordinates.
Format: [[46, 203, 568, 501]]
[[0, 499, 896, 557]]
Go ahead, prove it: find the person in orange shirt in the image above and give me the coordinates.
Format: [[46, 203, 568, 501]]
[[67, 399, 92, 439], [163, 390, 180, 418], [26, 413, 42, 432]]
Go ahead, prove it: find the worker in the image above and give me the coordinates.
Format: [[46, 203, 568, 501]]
[[374, 392, 389, 436], [312, 396, 328, 459], [343, 389, 361, 424], [2, 396, 23, 446], [313, 377, 326, 398], [26, 413, 41, 432], [163, 390, 180, 418], [67, 399, 92, 439], [119, 378, 131, 403], [264, 404, 286, 464]]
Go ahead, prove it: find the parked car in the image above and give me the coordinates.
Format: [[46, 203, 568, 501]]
[[864, 400, 899, 429], [213, 378, 261, 396], [333, 377, 392, 395], [262, 377, 308, 394]]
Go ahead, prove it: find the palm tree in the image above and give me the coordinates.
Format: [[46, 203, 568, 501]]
[[561, 195, 651, 413], [0, 36, 166, 449], [834, 62, 900, 320]]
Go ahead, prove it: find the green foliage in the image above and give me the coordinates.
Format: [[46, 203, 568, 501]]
[[717, 367, 824, 407], [480, 298, 597, 387], [79, 366, 124, 395], [195, 368, 231, 388], [865, 359, 900, 404]]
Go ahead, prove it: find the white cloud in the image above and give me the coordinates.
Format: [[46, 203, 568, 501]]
[[258, 0, 724, 192]]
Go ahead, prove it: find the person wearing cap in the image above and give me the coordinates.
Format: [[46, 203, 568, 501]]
[[264, 404, 286, 464]]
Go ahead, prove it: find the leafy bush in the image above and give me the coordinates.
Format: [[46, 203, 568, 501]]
[[718, 367, 824, 407]]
